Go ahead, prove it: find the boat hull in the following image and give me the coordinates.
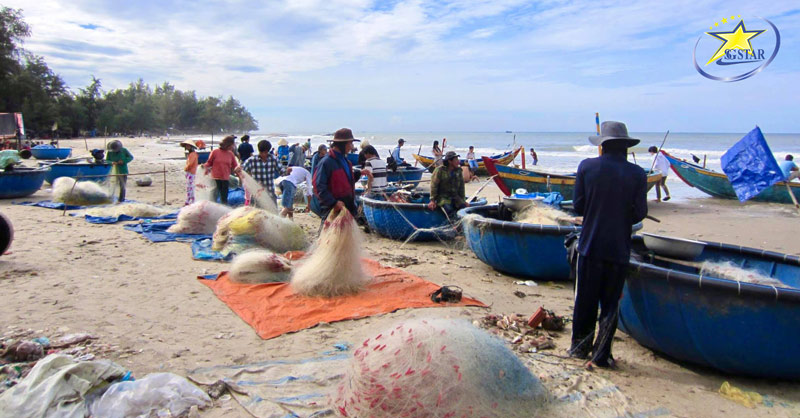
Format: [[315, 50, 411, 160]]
[[620, 236, 800, 379], [197, 151, 210, 164], [31, 148, 72, 160], [483, 157, 662, 198], [362, 194, 487, 241], [663, 151, 800, 204], [40, 162, 113, 184], [0, 167, 49, 199], [413, 147, 520, 175]]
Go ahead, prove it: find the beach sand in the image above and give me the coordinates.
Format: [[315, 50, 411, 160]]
[[1, 135, 798, 417]]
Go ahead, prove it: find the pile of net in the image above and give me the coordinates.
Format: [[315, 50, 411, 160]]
[[513, 203, 574, 226], [291, 209, 368, 297], [700, 261, 790, 288], [194, 169, 217, 202], [212, 206, 308, 257], [86, 203, 171, 218], [333, 318, 549, 417], [239, 171, 278, 213], [52, 177, 112, 206], [229, 250, 292, 283], [167, 201, 232, 235]]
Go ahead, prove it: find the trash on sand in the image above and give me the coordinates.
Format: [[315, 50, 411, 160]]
[[90, 372, 211, 418], [514, 280, 538, 287], [51, 333, 96, 348], [476, 314, 557, 353], [1, 340, 44, 363], [719, 381, 763, 408]]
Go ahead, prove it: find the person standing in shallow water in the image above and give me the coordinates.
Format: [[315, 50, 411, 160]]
[[106, 140, 134, 203], [569, 121, 647, 370]]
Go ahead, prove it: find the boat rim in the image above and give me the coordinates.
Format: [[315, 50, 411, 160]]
[[457, 204, 581, 235], [641, 232, 705, 245], [361, 194, 487, 211]]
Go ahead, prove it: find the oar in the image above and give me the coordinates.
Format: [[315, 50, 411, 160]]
[[413, 145, 422, 167], [467, 175, 497, 203], [784, 182, 800, 213]]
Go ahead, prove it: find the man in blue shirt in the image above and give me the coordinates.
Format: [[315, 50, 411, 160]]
[[779, 154, 799, 181], [237, 135, 254, 162], [390, 138, 409, 167], [569, 121, 648, 370]]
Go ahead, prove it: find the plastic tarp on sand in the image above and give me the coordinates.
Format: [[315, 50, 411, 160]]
[[198, 258, 487, 340], [124, 221, 212, 243]]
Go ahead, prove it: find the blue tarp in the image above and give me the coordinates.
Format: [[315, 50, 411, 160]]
[[123, 220, 210, 242], [78, 211, 178, 224], [511, 191, 564, 207], [14, 200, 85, 210], [217, 187, 245, 207], [191, 238, 230, 261], [721, 126, 785, 202]]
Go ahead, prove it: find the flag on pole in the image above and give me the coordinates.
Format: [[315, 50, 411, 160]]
[[720, 126, 784, 202]]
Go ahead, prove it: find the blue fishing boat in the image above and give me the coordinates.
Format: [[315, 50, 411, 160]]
[[663, 151, 800, 204], [458, 204, 643, 280], [197, 150, 211, 164], [483, 157, 663, 199], [386, 166, 426, 185], [39, 162, 112, 184], [362, 193, 487, 241], [620, 236, 800, 379], [31, 147, 72, 160], [0, 167, 49, 198]]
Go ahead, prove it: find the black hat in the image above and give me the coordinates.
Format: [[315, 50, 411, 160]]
[[398, 138, 406, 144], [444, 151, 460, 161]]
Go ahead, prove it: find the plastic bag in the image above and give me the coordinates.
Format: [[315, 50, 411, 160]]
[[89, 372, 211, 418]]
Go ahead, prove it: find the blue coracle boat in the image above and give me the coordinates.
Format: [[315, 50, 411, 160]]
[[0, 167, 49, 198], [663, 151, 800, 204], [458, 204, 642, 280], [39, 162, 113, 184], [386, 166, 426, 185], [620, 236, 800, 379], [362, 193, 487, 241], [196, 150, 211, 164], [31, 147, 72, 160]]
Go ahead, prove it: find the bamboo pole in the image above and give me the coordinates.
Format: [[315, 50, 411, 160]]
[[163, 164, 167, 205]]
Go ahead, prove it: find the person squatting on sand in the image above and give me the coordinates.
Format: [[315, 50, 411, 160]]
[[427, 150, 469, 217], [277, 166, 312, 218], [181, 140, 198, 205], [312, 128, 361, 229], [106, 140, 134, 203], [569, 121, 648, 370], [204, 135, 239, 205], [649, 145, 671, 201], [237, 140, 281, 208]]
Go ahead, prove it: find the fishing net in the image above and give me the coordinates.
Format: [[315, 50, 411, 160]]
[[239, 171, 278, 213], [700, 261, 791, 288], [229, 250, 292, 284], [85, 203, 171, 218], [333, 318, 549, 417], [212, 206, 308, 257], [167, 201, 232, 235], [290, 209, 368, 297], [513, 204, 573, 226], [194, 169, 217, 202], [51, 177, 112, 206]]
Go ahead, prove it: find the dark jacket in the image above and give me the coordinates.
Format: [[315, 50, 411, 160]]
[[574, 153, 647, 264], [313, 149, 359, 213], [237, 142, 254, 162]]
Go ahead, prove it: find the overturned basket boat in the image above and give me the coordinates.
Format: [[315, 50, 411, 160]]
[[361, 192, 487, 242], [620, 236, 800, 379], [458, 204, 642, 280]]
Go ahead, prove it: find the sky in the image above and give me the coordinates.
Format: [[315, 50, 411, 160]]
[[4, 0, 800, 133]]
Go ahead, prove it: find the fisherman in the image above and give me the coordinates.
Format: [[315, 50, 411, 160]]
[[288, 142, 309, 167], [311, 144, 327, 175], [780, 154, 799, 181], [204, 135, 238, 205], [236, 139, 281, 207], [106, 140, 134, 203], [648, 146, 671, 201], [276, 166, 313, 218], [388, 138, 410, 170], [357, 140, 374, 167], [529, 147, 538, 165], [360, 145, 387, 196], [313, 128, 361, 225], [427, 151, 469, 217], [276, 138, 290, 168], [569, 121, 647, 370], [237, 134, 254, 162]]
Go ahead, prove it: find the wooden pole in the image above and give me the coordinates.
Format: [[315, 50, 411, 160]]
[[163, 164, 167, 205], [784, 182, 800, 213], [703, 155, 707, 168], [83, 136, 88, 151], [649, 130, 670, 174], [413, 145, 422, 167], [468, 175, 497, 203], [631, 152, 637, 165], [521, 147, 526, 169]]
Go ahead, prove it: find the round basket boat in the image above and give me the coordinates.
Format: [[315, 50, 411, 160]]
[[31, 147, 72, 160], [458, 204, 642, 280], [0, 167, 49, 199], [39, 162, 112, 184]]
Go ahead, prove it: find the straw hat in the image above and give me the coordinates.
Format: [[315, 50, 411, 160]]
[[107, 140, 122, 152], [360, 139, 370, 150], [180, 140, 197, 150], [277, 138, 288, 146]]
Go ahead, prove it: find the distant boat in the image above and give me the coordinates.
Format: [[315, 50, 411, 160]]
[[505, 130, 513, 133], [663, 151, 800, 204], [412, 147, 521, 175]]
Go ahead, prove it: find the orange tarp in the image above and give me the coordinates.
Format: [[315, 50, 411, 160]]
[[199, 258, 487, 340]]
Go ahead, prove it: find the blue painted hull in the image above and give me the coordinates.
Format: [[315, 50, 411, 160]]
[[386, 167, 425, 184], [620, 236, 800, 379], [197, 151, 210, 164], [458, 205, 643, 280], [664, 152, 800, 204], [0, 167, 49, 199], [40, 162, 112, 184], [31, 148, 72, 160], [362, 194, 487, 241]]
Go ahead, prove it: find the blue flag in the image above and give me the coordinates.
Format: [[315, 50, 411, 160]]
[[720, 126, 784, 202]]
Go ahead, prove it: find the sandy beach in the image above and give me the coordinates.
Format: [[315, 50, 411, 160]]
[[1, 135, 799, 417]]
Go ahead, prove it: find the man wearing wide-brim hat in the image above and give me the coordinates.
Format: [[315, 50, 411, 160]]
[[569, 121, 647, 370], [427, 150, 469, 216], [312, 128, 361, 223]]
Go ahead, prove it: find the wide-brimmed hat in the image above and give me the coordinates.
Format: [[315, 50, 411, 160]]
[[589, 121, 639, 147], [444, 151, 460, 161], [107, 140, 122, 152], [180, 140, 197, 149], [277, 138, 288, 146], [360, 139, 371, 150], [331, 128, 361, 143]]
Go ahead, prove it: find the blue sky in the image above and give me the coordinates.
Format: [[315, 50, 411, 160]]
[[5, 0, 800, 133]]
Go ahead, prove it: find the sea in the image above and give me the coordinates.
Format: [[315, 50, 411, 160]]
[[192, 131, 800, 202]]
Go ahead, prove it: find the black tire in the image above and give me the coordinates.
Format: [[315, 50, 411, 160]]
[[0, 212, 13, 256]]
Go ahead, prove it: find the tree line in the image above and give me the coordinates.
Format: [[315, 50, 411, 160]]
[[0, 7, 258, 138]]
